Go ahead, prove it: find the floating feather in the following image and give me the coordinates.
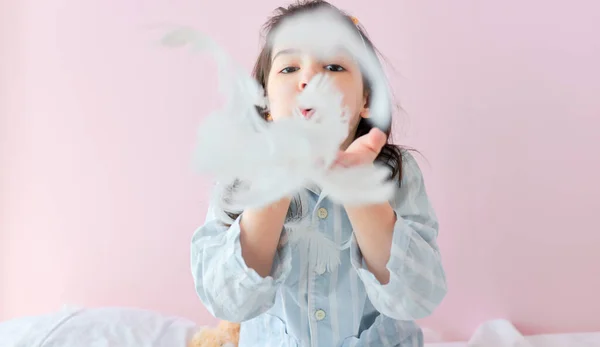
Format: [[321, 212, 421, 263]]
[[161, 8, 395, 211]]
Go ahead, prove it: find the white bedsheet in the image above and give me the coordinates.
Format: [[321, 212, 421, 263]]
[[0, 306, 198, 347], [425, 319, 600, 347]]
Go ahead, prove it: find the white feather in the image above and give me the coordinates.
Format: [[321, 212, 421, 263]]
[[161, 9, 394, 210]]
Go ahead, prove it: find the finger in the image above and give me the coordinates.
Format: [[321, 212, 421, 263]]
[[366, 128, 387, 152], [350, 128, 386, 153]]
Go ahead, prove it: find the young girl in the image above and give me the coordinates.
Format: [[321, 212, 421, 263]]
[[191, 1, 447, 346]]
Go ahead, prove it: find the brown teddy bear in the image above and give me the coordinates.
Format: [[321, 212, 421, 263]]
[[189, 321, 241, 347]]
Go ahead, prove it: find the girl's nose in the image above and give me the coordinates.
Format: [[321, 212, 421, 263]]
[[299, 66, 318, 90]]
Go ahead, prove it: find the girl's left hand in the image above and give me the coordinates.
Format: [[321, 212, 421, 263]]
[[332, 128, 387, 168]]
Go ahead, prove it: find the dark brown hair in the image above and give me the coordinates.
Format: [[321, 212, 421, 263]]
[[220, 0, 405, 223]]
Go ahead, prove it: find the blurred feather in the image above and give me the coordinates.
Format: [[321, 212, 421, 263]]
[[161, 23, 393, 210]]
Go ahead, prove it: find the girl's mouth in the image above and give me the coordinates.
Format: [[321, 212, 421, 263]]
[[300, 108, 315, 119]]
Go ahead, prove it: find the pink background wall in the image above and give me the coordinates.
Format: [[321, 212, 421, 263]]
[[1, 0, 599, 341]]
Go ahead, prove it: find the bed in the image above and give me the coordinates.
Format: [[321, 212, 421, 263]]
[[1, 306, 599, 346]]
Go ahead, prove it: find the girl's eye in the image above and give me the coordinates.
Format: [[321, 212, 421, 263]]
[[325, 64, 345, 72], [280, 66, 299, 74]]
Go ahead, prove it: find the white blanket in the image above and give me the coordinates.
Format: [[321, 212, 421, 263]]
[[425, 319, 600, 347], [2, 308, 600, 346], [0, 306, 197, 347]]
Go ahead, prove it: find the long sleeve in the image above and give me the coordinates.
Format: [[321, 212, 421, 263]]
[[350, 152, 447, 320], [190, 203, 292, 322]]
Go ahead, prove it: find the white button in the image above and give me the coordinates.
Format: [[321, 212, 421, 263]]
[[315, 266, 325, 275], [314, 309, 326, 321], [317, 207, 328, 219]]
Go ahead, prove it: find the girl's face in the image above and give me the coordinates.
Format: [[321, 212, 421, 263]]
[[265, 43, 369, 145]]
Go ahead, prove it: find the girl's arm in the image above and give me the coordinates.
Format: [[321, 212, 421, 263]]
[[346, 152, 448, 320], [345, 202, 395, 284], [191, 195, 292, 322], [240, 197, 292, 277]]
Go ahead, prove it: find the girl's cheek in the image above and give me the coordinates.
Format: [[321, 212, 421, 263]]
[[269, 80, 296, 100], [272, 87, 298, 111]]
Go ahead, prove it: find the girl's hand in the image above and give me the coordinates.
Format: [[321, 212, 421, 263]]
[[333, 128, 387, 168]]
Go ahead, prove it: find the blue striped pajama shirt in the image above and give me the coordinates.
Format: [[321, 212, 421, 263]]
[[191, 152, 447, 346]]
